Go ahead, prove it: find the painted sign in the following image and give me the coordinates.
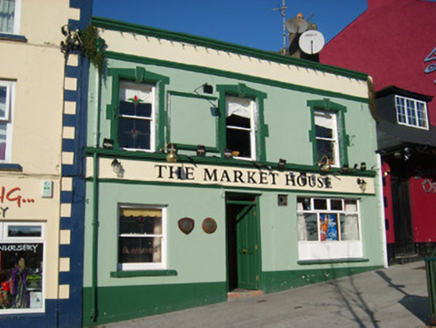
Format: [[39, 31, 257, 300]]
[[424, 46, 436, 83], [86, 158, 376, 194]]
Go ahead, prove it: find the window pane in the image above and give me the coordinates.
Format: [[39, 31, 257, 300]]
[[119, 101, 152, 118], [316, 139, 335, 164], [0, 86, 7, 119], [396, 97, 407, 124], [345, 199, 357, 212], [314, 199, 327, 210], [406, 99, 417, 126], [0, 243, 44, 309], [226, 127, 251, 158], [320, 213, 338, 241], [119, 237, 162, 263], [0, 123, 6, 160], [119, 213, 162, 235], [7, 226, 42, 237], [118, 117, 151, 149], [416, 102, 427, 128], [0, 0, 15, 33], [298, 213, 318, 241], [330, 199, 342, 211], [340, 214, 359, 240], [226, 114, 251, 129], [297, 197, 311, 211]]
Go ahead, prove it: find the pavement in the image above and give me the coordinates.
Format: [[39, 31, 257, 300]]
[[99, 260, 432, 328]]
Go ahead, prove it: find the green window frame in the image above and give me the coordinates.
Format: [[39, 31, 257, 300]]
[[307, 99, 349, 167], [107, 66, 169, 152], [217, 83, 268, 161]]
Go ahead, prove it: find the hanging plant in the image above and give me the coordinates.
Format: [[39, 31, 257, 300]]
[[79, 25, 105, 74], [60, 24, 105, 73]]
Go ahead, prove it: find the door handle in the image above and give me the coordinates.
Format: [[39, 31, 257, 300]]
[[242, 249, 248, 254]]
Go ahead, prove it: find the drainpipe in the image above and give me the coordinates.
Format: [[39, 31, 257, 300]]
[[377, 154, 388, 268], [90, 63, 101, 321]]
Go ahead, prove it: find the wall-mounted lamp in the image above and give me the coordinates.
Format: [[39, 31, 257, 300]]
[[194, 83, 214, 94], [103, 138, 114, 149], [202, 83, 213, 94], [341, 164, 349, 173], [111, 159, 124, 178], [196, 145, 206, 157], [319, 155, 332, 172], [278, 158, 286, 171], [166, 143, 177, 163], [360, 162, 367, 171], [224, 148, 233, 159], [357, 178, 367, 192]]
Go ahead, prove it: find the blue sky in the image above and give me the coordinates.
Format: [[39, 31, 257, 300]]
[[92, 0, 367, 52]]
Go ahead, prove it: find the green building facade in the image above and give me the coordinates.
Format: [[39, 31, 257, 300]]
[[82, 17, 386, 326]]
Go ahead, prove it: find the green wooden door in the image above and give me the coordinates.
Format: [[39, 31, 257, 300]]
[[236, 203, 259, 289]]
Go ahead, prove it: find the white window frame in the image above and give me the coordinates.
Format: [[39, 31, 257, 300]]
[[225, 96, 256, 160], [117, 204, 167, 271], [314, 110, 339, 167], [0, 0, 21, 35], [395, 95, 429, 130], [118, 81, 156, 152], [0, 80, 15, 162], [0, 221, 45, 314], [297, 197, 362, 261]]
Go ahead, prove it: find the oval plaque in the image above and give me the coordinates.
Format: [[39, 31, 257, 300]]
[[178, 217, 195, 235], [202, 218, 217, 234]]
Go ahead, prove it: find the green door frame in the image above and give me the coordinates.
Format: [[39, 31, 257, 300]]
[[226, 194, 261, 291]]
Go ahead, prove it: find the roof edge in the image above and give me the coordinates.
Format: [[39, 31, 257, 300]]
[[92, 16, 369, 82]]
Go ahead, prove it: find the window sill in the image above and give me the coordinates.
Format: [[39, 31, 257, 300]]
[[0, 33, 27, 42], [0, 163, 22, 172], [298, 258, 369, 265], [110, 269, 178, 278]]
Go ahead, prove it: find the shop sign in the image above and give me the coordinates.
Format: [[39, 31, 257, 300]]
[[0, 186, 35, 219]]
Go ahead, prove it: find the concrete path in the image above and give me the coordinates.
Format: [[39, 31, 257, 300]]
[[99, 260, 432, 328]]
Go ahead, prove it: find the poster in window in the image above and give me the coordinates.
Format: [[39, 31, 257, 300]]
[[319, 214, 338, 241]]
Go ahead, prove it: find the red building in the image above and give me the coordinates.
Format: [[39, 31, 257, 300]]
[[321, 0, 436, 262]]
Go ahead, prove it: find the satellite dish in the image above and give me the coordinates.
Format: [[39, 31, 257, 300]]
[[286, 17, 308, 34], [299, 30, 325, 55]]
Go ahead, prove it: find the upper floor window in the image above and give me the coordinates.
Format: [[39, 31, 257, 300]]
[[395, 95, 428, 129], [308, 99, 349, 168], [315, 110, 339, 167], [0, 0, 20, 34], [118, 81, 155, 151], [226, 96, 256, 160], [0, 80, 14, 162], [107, 67, 169, 152]]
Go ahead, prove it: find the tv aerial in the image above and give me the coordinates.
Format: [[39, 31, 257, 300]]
[[286, 14, 308, 34]]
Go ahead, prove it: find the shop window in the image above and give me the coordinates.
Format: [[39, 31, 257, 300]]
[[0, 0, 21, 35], [395, 95, 428, 129], [297, 197, 362, 260], [118, 81, 155, 151], [0, 222, 44, 313], [226, 96, 256, 160], [307, 99, 349, 168], [0, 80, 14, 162], [118, 205, 166, 271]]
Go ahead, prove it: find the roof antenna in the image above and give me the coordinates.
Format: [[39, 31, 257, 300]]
[[272, 0, 288, 53]]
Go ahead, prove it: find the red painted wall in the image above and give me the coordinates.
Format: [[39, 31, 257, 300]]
[[409, 163, 436, 242], [321, 0, 436, 125]]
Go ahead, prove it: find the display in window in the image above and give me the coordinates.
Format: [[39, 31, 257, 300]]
[[0, 243, 43, 310], [118, 207, 163, 265]]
